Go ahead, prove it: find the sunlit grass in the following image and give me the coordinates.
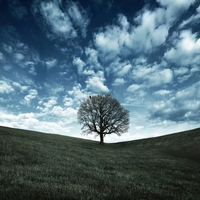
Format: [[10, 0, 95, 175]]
[[0, 126, 200, 199]]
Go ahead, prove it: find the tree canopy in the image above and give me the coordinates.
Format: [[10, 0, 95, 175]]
[[77, 94, 129, 144]]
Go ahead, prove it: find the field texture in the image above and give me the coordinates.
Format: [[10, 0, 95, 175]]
[[0, 126, 200, 199]]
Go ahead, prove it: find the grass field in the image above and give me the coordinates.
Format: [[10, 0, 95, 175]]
[[0, 126, 200, 199]]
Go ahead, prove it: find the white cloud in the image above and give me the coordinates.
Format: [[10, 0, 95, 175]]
[[68, 84, 85, 97], [107, 57, 131, 77], [24, 89, 38, 105], [0, 110, 73, 135], [118, 13, 130, 30], [132, 62, 154, 80], [149, 81, 200, 122], [12, 82, 28, 92], [179, 5, 200, 28], [118, 64, 132, 77], [43, 82, 64, 96], [2, 43, 13, 53], [164, 30, 200, 83], [132, 62, 173, 87], [94, 14, 130, 61], [112, 78, 125, 86], [94, 30, 119, 59], [39, 1, 77, 38], [83, 69, 95, 76], [67, 1, 90, 37], [145, 68, 173, 87], [51, 106, 77, 120], [23, 61, 37, 76], [43, 97, 58, 109], [165, 30, 200, 68], [68, 84, 87, 106], [35, 0, 89, 40], [2, 65, 12, 71], [135, 126, 144, 130], [154, 90, 171, 96], [127, 84, 141, 92], [73, 57, 86, 74], [36, 99, 77, 125], [85, 47, 101, 70], [0, 80, 14, 94], [86, 75, 109, 93], [174, 67, 189, 76], [0, 52, 4, 61], [93, 0, 195, 59], [46, 58, 57, 70], [63, 97, 73, 107], [157, 0, 195, 24], [126, 9, 169, 54]]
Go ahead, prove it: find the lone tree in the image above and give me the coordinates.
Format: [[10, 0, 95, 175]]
[[77, 94, 129, 144]]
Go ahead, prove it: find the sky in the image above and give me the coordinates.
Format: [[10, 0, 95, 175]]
[[0, 0, 200, 143]]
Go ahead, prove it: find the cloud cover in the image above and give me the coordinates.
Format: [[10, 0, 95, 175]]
[[0, 0, 199, 142]]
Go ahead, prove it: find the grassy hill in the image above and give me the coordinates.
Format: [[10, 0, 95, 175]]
[[0, 126, 200, 200]]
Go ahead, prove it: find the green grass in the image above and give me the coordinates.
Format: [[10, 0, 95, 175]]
[[0, 126, 200, 200]]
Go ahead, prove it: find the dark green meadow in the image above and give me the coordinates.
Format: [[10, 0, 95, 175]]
[[0, 126, 200, 200]]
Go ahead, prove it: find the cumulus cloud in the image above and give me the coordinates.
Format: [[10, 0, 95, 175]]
[[157, 0, 196, 24], [2, 43, 13, 53], [154, 90, 172, 96], [86, 75, 109, 93], [135, 126, 144, 130], [51, 106, 77, 119], [33, 0, 89, 40], [164, 30, 200, 83], [14, 52, 26, 64], [93, 0, 196, 61], [45, 58, 57, 70], [127, 84, 141, 92], [112, 78, 126, 86], [39, 0, 77, 38], [0, 52, 4, 61], [125, 9, 169, 54], [106, 57, 131, 78], [149, 81, 200, 122], [94, 30, 120, 61], [0, 110, 73, 135], [146, 68, 173, 87], [1, 37, 40, 78], [24, 89, 38, 105], [132, 63, 173, 88], [43, 97, 58, 109], [73, 57, 86, 74], [164, 30, 200, 69], [118, 64, 132, 77], [0, 80, 14, 94], [179, 5, 200, 28], [63, 97, 73, 107], [67, 1, 90, 37], [36, 97, 77, 126], [12, 82, 28, 92], [85, 47, 101, 70], [1, 0, 199, 142], [68, 84, 87, 106], [94, 14, 130, 62], [25, 62, 37, 76]]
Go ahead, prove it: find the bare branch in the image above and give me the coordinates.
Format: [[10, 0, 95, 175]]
[[77, 94, 130, 143]]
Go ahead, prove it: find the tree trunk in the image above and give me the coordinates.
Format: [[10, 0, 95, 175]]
[[100, 133, 104, 144]]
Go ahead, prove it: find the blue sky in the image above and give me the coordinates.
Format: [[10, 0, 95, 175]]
[[0, 0, 200, 143]]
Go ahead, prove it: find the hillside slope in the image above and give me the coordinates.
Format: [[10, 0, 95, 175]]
[[0, 126, 200, 199], [113, 128, 200, 163]]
